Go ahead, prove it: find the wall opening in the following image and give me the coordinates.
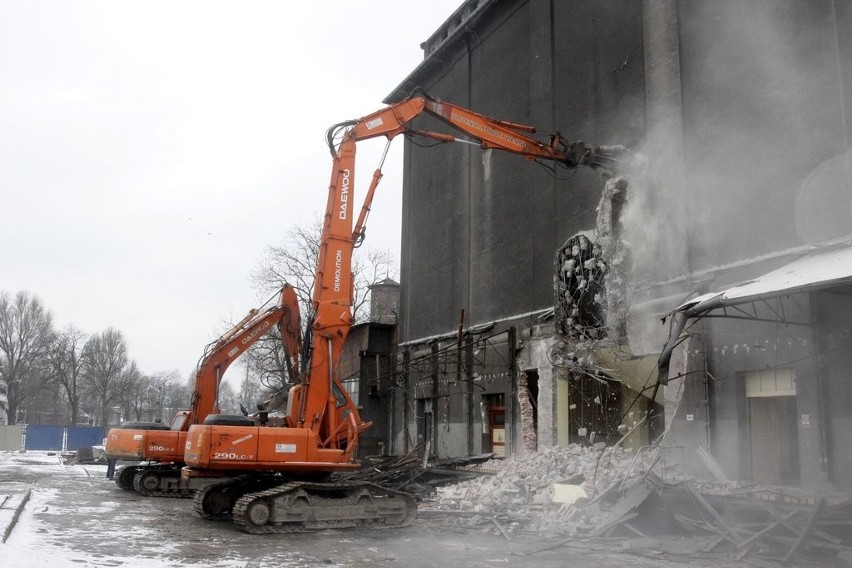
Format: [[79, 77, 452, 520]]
[[418, 398, 434, 457], [519, 370, 538, 452], [485, 393, 506, 457], [567, 373, 622, 445], [745, 369, 800, 484]]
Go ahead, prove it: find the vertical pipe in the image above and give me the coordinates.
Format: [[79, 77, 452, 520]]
[[430, 341, 439, 457], [830, 0, 850, 147], [642, 0, 690, 276], [507, 327, 518, 457], [326, 337, 336, 447], [466, 336, 476, 456], [808, 294, 831, 483], [402, 349, 411, 453]]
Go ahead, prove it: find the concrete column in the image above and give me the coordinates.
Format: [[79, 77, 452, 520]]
[[641, 0, 690, 277], [525, 329, 560, 447]]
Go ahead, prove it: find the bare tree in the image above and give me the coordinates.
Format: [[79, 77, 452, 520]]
[[251, 217, 398, 325], [20, 373, 66, 424], [147, 370, 182, 423], [238, 360, 265, 410], [247, 219, 397, 396], [242, 326, 292, 391], [124, 372, 155, 422], [123, 369, 187, 423], [352, 247, 397, 321], [252, 219, 321, 317], [0, 291, 54, 424], [160, 371, 191, 422], [42, 325, 87, 425], [81, 328, 137, 426], [217, 381, 240, 415]]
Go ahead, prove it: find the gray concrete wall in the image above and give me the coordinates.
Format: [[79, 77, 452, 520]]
[[814, 285, 852, 491], [704, 296, 814, 483], [677, 0, 852, 269], [391, 0, 852, 468], [399, 0, 647, 343], [399, 0, 851, 339], [662, 325, 714, 479]]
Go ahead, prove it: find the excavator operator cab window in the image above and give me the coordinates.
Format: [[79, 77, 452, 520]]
[[170, 413, 188, 431], [332, 382, 348, 408]]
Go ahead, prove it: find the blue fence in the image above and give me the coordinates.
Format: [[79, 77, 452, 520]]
[[67, 426, 105, 449], [23, 425, 105, 451]]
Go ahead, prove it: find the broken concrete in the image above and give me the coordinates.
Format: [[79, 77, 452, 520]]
[[417, 443, 852, 565]]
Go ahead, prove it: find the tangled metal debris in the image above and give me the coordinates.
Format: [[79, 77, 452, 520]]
[[360, 443, 852, 565], [555, 176, 629, 341]]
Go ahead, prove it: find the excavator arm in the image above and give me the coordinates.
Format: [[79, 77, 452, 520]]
[[325, 89, 626, 250], [182, 92, 625, 531], [302, 90, 625, 440], [105, 285, 302, 496], [186, 284, 302, 428], [338, 89, 623, 166]]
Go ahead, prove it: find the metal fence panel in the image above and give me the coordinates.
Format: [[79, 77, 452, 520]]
[[67, 426, 105, 450], [20, 425, 107, 451], [24, 425, 64, 450], [0, 425, 24, 451]]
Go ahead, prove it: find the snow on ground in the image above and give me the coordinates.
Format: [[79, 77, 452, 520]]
[[0, 451, 248, 568]]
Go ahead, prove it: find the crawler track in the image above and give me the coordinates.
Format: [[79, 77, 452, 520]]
[[232, 481, 416, 534], [192, 476, 256, 519], [114, 465, 144, 491], [132, 464, 193, 498]]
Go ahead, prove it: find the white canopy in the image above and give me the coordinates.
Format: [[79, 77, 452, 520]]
[[676, 246, 852, 314], [657, 245, 852, 384]]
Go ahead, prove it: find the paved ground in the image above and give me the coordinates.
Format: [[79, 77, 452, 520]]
[[0, 451, 764, 567]]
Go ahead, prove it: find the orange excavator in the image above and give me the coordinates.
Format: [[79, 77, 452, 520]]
[[181, 89, 624, 532], [104, 285, 301, 497]]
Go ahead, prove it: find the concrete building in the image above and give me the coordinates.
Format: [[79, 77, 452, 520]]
[[381, 0, 852, 492], [338, 280, 401, 458]]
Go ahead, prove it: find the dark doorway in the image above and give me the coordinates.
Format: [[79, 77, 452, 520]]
[[519, 370, 538, 452], [418, 399, 434, 457], [567, 374, 622, 445], [485, 393, 506, 457]]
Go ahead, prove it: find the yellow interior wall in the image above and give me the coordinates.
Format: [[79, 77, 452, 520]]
[[557, 375, 570, 446]]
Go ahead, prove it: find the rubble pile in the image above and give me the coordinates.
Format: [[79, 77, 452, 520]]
[[418, 445, 852, 565], [422, 443, 653, 535], [336, 446, 488, 495]]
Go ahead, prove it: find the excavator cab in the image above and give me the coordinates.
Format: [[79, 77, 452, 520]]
[[170, 411, 190, 431]]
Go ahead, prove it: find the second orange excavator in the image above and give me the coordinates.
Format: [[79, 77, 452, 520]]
[[104, 285, 301, 497], [180, 90, 625, 532]]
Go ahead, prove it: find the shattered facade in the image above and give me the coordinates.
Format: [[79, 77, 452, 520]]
[[384, 0, 852, 497]]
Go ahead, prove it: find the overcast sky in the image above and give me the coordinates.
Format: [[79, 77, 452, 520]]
[[0, 1, 462, 383]]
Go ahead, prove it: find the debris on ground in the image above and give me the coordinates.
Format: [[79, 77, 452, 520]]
[[335, 445, 490, 494], [360, 443, 852, 566], [417, 443, 653, 536]]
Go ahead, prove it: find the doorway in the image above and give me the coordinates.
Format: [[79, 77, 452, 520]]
[[745, 369, 800, 484], [485, 394, 506, 457]]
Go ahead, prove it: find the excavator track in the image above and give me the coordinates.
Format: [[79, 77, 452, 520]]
[[232, 481, 416, 534], [193, 476, 257, 520], [132, 464, 193, 498], [114, 465, 144, 491]]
